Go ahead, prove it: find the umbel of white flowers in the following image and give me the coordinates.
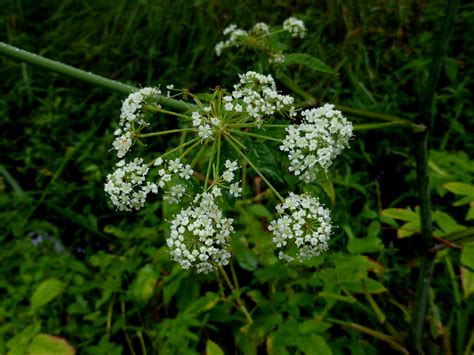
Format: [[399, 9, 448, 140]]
[[105, 72, 352, 273]]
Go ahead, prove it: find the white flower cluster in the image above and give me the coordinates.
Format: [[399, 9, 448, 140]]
[[191, 110, 220, 141], [112, 87, 161, 158], [167, 189, 234, 273], [268, 193, 332, 262], [223, 71, 295, 126], [222, 160, 242, 197], [251, 22, 270, 36], [154, 157, 193, 203], [215, 24, 248, 57], [280, 104, 353, 182], [104, 158, 157, 211], [283, 17, 306, 38]]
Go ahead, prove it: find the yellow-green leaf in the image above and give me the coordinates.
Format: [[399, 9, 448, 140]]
[[460, 242, 474, 298], [381, 208, 418, 222], [27, 334, 75, 355], [443, 182, 474, 198], [206, 340, 224, 355], [30, 278, 64, 312]]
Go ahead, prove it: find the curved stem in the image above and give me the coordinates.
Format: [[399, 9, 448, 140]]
[[143, 105, 191, 119], [226, 135, 284, 202], [0, 42, 191, 112]]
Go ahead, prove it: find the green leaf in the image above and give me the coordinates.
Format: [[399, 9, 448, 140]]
[[284, 53, 336, 74], [346, 222, 384, 254], [443, 182, 474, 198], [235, 244, 258, 271], [247, 141, 283, 183], [297, 334, 332, 355], [381, 208, 418, 222], [27, 334, 75, 355], [6, 324, 41, 354], [397, 221, 420, 238], [30, 278, 64, 312], [432, 210, 465, 235], [298, 320, 332, 335], [460, 242, 474, 298], [129, 264, 159, 306], [206, 340, 224, 355]]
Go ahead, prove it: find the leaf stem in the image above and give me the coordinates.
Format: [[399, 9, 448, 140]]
[[139, 127, 195, 138], [149, 137, 200, 166], [0, 42, 190, 112], [217, 265, 253, 324], [228, 129, 283, 142], [204, 139, 217, 189], [226, 135, 284, 202]]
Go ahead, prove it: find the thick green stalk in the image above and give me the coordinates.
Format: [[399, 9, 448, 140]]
[[0, 42, 190, 112], [409, 0, 460, 352]]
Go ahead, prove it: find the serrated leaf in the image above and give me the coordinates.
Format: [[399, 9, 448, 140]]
[[206, 340, 224, 355], [298, 320, 332, 334], [30, 278, 64, 312], [27, 334, 75, 355], [284, 53, 336, 74], [381, 208, 418, 222], [247, 141, 283, 183]]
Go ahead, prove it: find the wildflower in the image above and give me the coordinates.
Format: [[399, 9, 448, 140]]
[[280, 104, 353, 182], [119, 87, 161, 130], [224, 71, 295, 126], [283, 17, 306, 38], [167, 192, 234, 273], [215, 24, 248, 57], [251, 22, 270, 36], [112, 131, 133, 158], [229, 182, 242, 197], [104, 158, 157, 211], [268, 193, 332, 261]]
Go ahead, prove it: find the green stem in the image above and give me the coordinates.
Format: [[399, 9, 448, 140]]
[[217, 265, 253, 324], [278, 73, 425, 131], [226, 133, 248, 151], [325, 318, 408, 354], [139, 128, 195, 138], [143, 105, 192, 119], [0, 42, 190, 112], [410, 1, 460, 352], [228, 129, 283, 142], [121, 300, 136, 355], [216, 134, 222, 175], [179, 140, 201, 160], [353, 122, 424, 131], [149, 137, 200, 166], [226, 135, 284, 202], [137, 331, 147, 355], [204, 139, 217, 189]]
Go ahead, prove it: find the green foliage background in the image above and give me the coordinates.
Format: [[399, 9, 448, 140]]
[[0, 0, 473, 354]]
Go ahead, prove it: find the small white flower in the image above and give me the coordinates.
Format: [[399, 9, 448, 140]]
[[112, 132, 133, 158], [229, 182, 242, 197], [167, 192, 234, 273], [104, 158, 157, 211], [269, 193, 332, 261], [283, 17, 306, 38], [280, 104, 353, 182]]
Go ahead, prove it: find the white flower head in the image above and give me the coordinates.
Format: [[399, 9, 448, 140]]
[[119, 87, 162, 131], [167, 192, 234, 273], [269, 193, 332, 261], [226, 71, 295, 126], [104, 158, 157, 211], [280, 104, 353, 182], [112, 132, 133, 158], [283, 17, 306, 38]]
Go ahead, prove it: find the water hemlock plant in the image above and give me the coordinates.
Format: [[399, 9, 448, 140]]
[[104, 71, 353, 273]]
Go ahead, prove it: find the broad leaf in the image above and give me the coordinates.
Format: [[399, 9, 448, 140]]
[[284, 53, 336, 74], [30, 278, 64, 312]]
